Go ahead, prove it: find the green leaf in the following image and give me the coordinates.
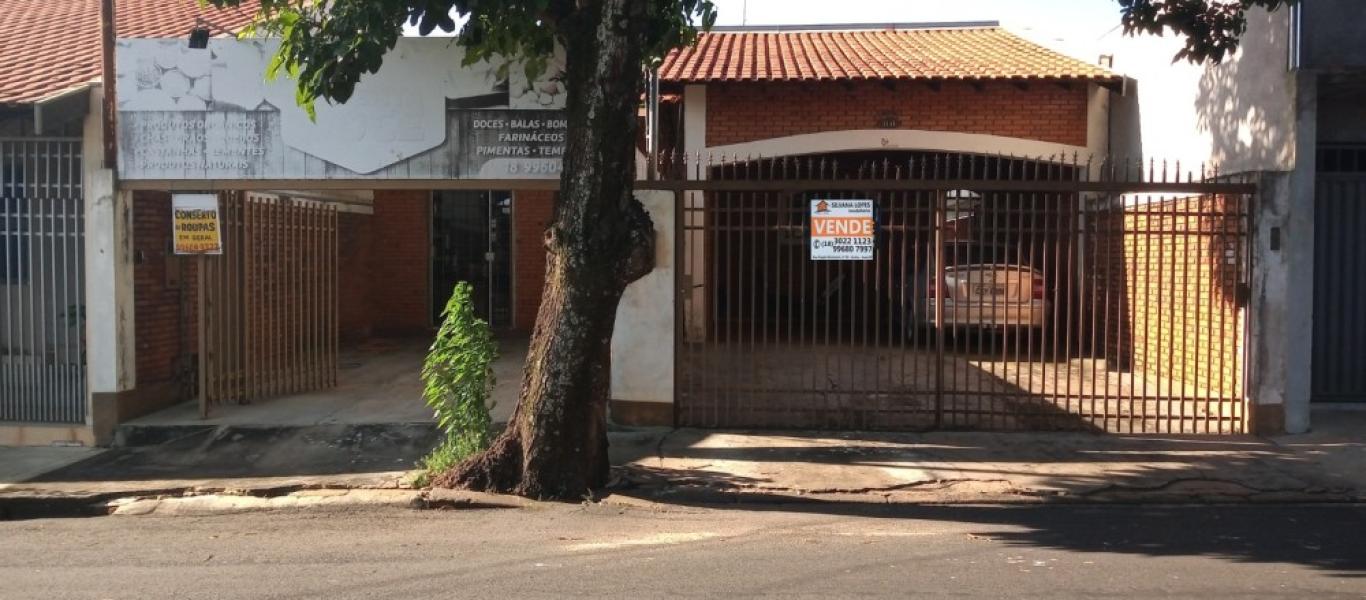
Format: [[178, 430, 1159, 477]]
[[416, 281, 497, 478]]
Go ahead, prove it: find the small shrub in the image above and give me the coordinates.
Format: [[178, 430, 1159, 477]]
[[417, 282, 497, 485]]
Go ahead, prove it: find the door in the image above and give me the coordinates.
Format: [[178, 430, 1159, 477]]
[[1312, 145, 1366, 403], [431, 190, 512, 328]]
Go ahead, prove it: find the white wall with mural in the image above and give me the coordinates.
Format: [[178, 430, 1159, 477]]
[[116, 38, 567, 181]]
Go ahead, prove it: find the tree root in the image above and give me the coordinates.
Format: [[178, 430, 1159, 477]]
[[432, 430, 524, 494]]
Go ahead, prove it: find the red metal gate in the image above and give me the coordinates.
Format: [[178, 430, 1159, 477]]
[[667, 153, 1253, 434]]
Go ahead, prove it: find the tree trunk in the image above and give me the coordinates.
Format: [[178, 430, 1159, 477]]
[[434, 0, 655, 500]]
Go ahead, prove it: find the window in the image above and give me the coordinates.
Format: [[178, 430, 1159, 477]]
[[1318, 144, 1366, 173]]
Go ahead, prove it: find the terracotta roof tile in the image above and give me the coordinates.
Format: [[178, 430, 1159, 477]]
[[660, 27, 1118, 84], [0, 0, 258, 105]]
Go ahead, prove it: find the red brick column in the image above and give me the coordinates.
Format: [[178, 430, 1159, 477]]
[[513, 191, 555, 331], [371, 190, 432, 336], [132, 190, 196, 391], [337, 211, 375, 342]]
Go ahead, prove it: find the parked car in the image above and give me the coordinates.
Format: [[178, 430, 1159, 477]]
[[907, 242, 1049, 331]]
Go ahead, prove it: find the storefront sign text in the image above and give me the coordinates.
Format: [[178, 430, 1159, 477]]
[[172, 194, 223, 255]]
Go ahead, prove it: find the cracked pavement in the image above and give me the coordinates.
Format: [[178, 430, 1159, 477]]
[[2, 412, 1363, 517], [609, 410, 1366, 504]]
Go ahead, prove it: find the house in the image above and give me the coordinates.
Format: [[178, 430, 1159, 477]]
[[118, 23, 1232, 438], [0, 0, 257, 445], [7, 2, 1348, 445]]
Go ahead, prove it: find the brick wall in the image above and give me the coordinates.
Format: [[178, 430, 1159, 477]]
[[1095, 196, 1246, 402], [371, 190, 432, 335], [337, 212, 374, 342], [130, 193, 377, 418], [132, 190, 196, 399], [513, 190, 554, 331], [705, 81, 1089, 148]]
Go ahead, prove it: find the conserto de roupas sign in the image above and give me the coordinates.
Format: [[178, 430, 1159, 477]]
[[115, 38, 567, 181]]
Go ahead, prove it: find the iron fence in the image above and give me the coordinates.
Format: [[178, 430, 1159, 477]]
[[659, 152, 1254, 433]]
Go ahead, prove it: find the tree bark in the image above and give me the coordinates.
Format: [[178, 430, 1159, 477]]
[[435, 0, 655, 500]]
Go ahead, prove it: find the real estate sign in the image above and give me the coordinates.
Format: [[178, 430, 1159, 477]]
[[115, 39, 567, 181], [810, 199, 875, 260], [171, 193, 222, 255]]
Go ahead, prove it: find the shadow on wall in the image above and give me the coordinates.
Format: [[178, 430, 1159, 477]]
[[1194, 8, 1295, 173], [1108, 77, 1144, 161]]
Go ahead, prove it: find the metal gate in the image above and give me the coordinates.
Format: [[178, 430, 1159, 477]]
[[671, 153, 1253, 433], [0, 138, 85, 424], [197, 192, 337, 416], [1312, 144, 1366, 402]]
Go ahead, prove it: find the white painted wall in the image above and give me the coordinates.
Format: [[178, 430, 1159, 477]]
[[1086, 83, 1111, 160], [116, 38, 569, 180], [611, 190, 675, 405], [83, 87, 137, 407], [1101, 7, 1298, 173], [682, 84, 708, 343]]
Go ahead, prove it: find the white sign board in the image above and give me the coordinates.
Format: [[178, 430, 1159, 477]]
[[810, 199, 875, 260], [171, 193, 222, 255], [115, 38, 567, 181]]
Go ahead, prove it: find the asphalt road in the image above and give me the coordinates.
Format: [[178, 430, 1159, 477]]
[[3, 502, 1365, 599]]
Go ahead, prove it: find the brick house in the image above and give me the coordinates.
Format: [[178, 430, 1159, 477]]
[[658, 25, 1113, 162], [5, 10, 1307, 443]]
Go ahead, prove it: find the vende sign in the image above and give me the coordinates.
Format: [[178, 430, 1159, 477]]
[[810, 199, 875, 260]]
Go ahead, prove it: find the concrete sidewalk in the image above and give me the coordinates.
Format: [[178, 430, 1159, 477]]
[[0, 446, 105, 491], [3, 410, 1363, 518], [609, 410, 1366, 505], [119, 336, 527, 434]]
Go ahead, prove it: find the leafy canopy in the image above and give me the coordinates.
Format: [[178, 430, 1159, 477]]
[[1118, 0, 1297, 64], [207, 0, 716, 116]]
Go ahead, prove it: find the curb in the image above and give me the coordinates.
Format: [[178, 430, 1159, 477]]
[[0, 484, 532, 520], [6, 480, 1360, 519], [107, 489, 425, 516]]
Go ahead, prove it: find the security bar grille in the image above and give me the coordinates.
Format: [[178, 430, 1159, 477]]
[[0, 138, 86, 424]]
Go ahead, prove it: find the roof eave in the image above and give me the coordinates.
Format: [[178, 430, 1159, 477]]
[[660, 74, 1126, 86]]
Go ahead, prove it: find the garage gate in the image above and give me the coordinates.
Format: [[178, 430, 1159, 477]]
[[672, 153, 1254, 434]]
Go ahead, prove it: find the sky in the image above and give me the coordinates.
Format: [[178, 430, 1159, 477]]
[[401, 1, 1139, 66], [707, 0, 1130, 61]]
